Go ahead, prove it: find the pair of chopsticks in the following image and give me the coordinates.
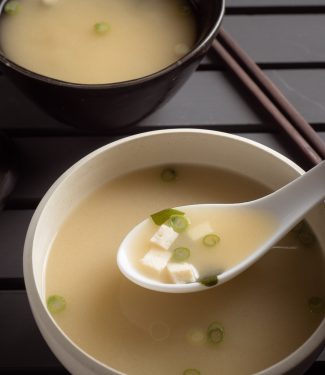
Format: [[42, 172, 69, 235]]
[[212, 28, 325, 167]]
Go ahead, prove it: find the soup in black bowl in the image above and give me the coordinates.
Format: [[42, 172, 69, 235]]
[[0, 0, 225, 130]]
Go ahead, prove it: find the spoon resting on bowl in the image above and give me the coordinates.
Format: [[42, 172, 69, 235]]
[[117, 161, 325, 293]]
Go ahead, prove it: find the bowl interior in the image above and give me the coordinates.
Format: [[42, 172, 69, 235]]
[[25, 129, 325, 374]]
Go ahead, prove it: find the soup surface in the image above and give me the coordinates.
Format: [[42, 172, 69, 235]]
[[0, 0, 196, 84], [132, 206, 277, 285], [46, 165, 325, 375]]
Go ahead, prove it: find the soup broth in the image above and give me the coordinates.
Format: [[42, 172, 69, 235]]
[[0, 0, 196, 84], [46, 165, 325, 375]]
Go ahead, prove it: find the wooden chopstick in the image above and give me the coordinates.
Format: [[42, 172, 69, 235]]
[[212, 28, 325, 166]]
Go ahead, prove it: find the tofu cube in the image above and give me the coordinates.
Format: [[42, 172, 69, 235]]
[[141, 248, 172, 274], [150, 224, 179, 250], [167, 262, 199, 284], [187, 221, 214, 241]]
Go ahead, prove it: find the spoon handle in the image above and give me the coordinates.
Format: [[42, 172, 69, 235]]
[[261, 161, 325, 228]]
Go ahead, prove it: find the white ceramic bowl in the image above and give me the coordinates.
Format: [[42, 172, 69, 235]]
[[23, 129, 325, 375]]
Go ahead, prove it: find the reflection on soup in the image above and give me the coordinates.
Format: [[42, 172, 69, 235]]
[[46, 165, 325, 375], [0, 0, 197, 84]]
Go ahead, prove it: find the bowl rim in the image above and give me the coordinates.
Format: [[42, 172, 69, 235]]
[[23, 129, 325, 375], [0, 0, 225, 89]]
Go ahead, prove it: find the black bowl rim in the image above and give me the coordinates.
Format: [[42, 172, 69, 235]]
[[0, 0, 225, 90]]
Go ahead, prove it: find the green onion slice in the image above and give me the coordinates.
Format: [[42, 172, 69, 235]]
[[203, 233, 220, 247], [183, 369, 200, 375], [161, 168, 177, 182], [94, 22, 110, 34], [169, 214, 189, 233], [207, 321, 224, 344], [199, 274, 219, 287], [172, 247, 190, 262], [308, 296, 324, 313], [4, 0, 20, 15], [150, 208, 185, 226], [47, 295, 66, 314]]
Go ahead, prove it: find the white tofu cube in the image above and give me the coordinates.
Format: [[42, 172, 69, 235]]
[[187, 221, 214, 241], [141, 248, 172, 274], [167, 262, 199, 284], [150, 224, 179, 250]]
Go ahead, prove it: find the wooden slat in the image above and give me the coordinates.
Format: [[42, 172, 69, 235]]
[[2, 132, 322, 203], [223, 15, 325, 64], [8, 137, 119, 201], [227, 0, 325, 7], [1, 70, 325, 132], [0, 210, 34, 279]]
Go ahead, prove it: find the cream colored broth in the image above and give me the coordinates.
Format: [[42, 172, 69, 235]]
[[0, 0, 196, 84], [133, 207, 277, 284], [46, 165, 325, 375]]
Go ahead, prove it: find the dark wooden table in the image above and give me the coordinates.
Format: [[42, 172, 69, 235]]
[[1, 0, 325, 374]]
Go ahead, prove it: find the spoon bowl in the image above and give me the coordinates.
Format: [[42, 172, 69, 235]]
[[118, 161, 325, 293]]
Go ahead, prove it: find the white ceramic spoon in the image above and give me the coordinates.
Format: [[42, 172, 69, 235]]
[[117, 161, 325, 293]]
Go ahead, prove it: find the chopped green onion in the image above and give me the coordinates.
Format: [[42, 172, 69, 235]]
[[150, 208, 185, 226], [4, 0, 20, 15], [183, 369, 200, 375], [308, 296, 324, 313], [161, 168, 177, 182], [207, 321, 224, 344], [169, 214, 189, 233], [203, 233, 220, 247], [172, 247, 190, 262], [199, 274, 219, 287], [94, 22, 110, 34], [47, 295, 66, 314]]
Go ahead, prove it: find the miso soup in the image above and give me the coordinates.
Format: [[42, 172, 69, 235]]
[[46, 165, 325, 375], [132, 206, 277, 285], [0, 0, 197, 84]]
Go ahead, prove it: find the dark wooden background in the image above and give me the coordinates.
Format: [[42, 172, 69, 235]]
[[0, 0, 324, 373]]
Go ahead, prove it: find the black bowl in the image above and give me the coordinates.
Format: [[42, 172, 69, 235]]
[[0, 0, 225, 130]]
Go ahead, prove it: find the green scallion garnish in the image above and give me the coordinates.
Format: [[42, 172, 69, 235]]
[[199, 274, 219, 287], [203, 233, 220, 247], [207, 321, 224, 344], [150, 208, 185, 226], [94, 22, 110, 34], [161, 168, 177, 182], [47, 295, 66, 314], [4, 0, 20, 15], [183, 369, 200, 375], [308, 296, 324, 313], [168, 214, 189, 233], [172, 247, 190, 262]]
